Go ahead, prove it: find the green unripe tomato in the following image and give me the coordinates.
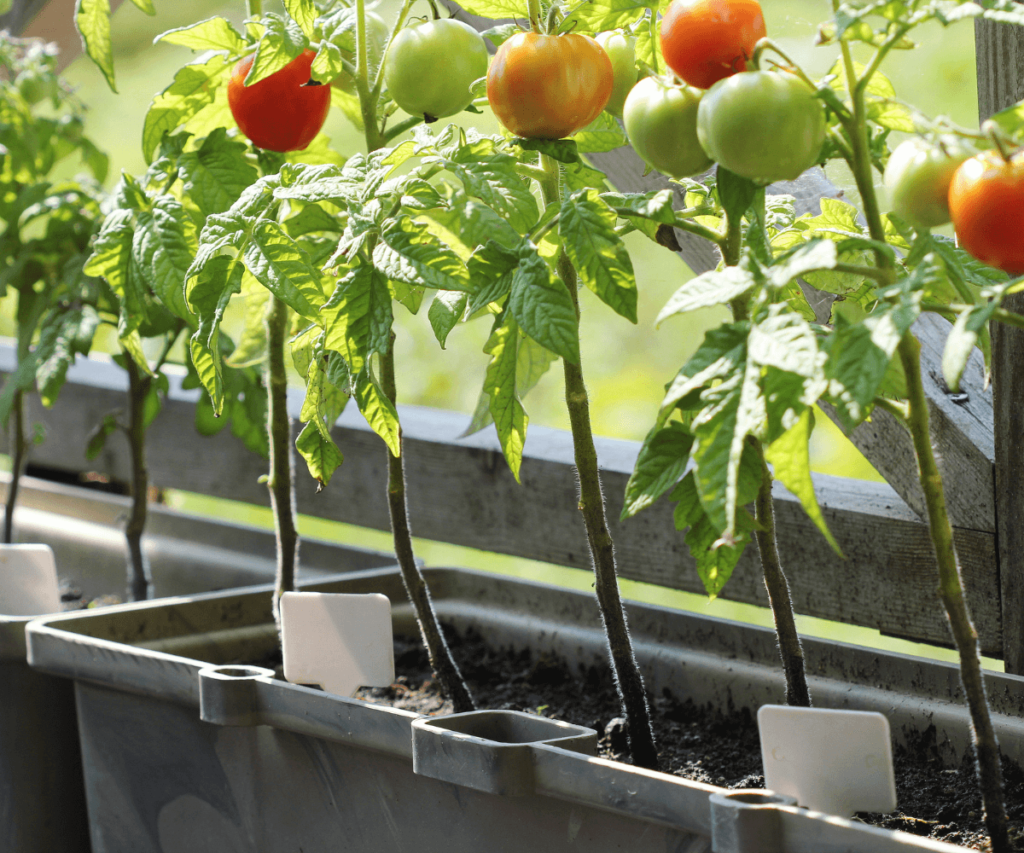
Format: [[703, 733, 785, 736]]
[[623, 77, 712, 179], [0, 0, 13, 16], [883, 136, 974, 229], [330, 12, 390, 93], [384, 19, 489, 121], [595, 31, 637, 118], [697, 70, 826, 185], [16, 70, 57, 106]]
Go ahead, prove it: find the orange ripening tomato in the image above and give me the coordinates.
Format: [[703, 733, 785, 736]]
[[487, 33, 613, 140], [660, 0, 767, 91], [948, 149, 1024, 275], [227, 50, 331, 153]]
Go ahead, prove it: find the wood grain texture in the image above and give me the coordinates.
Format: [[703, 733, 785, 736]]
[[976, 18, 1024, 672], [0, 350, 1001, 653]]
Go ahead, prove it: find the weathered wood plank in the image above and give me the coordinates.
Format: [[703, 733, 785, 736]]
[[976, 18, 1024, 672], [0, 348, 1001, 653]]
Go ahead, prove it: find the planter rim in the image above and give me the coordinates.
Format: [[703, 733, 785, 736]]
[[24, 565, 992, 851]]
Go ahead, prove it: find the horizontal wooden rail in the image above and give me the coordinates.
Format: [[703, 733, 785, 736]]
[[0, 345, 1000, 655]]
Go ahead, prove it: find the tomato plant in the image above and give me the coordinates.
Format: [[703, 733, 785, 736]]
[[383, 19, 489, 120], [623, 77, 711, 178], [659, 0, 766, 90], [949, 149, 1024, 274], [228, 49, 331, 152], [487, 32, 613, 139], [595, 30, 637, 118], [883, 137, 974, 229], [696, 70, 825, 183], [329, 11, 390, 94]]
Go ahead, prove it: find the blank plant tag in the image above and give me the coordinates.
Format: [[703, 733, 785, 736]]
[[757, 705, 896, 817], [281, 592, 395, 697], [0, 544, 60, 617]]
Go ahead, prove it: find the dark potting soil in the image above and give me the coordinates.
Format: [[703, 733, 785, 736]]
[[352, 630, 1024, 852]]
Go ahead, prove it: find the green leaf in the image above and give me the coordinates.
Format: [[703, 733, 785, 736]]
[[512, 138, 580, 164], [76, 0, 117, 92], [764, 409, 842, 555], [428, 290, 468, 348], [132, 196, 196, 322], [322, 262, 393, 374], [85, 413, 119, 461], [225, 287, 270, 368], [443, 140, 539, 233], [301, 348, 349, 441], [769, 240, 839, 287], [560, 189, 637, 323], [943, 302, 995, 393], [143, 54, 229, 164], [354, 366, 400, 457], [35, 307, 101, 408], [156, 17, 248, 53], [621, 420, 695, 519], [178, 128, 260, 216], [573, 111, 628, 153], [451, 0, 528, 19], [574, 0, 657, 34], [84, 208, 134, 290], [601, 189, 677, 225], [245, 220, 325, 316], [671, 471, 751, 598], [283, 0, 318, 40], [717, 167, 760, 223], [662, 323, 749, 414], [374, 216, 472, 292], [657, 266, 757, 324], [296, 421, 344, 487], [245, 14, 307, 86], [508, 244, 580, 363], [482, 314, 529, 481], [480, 23, 521, 47]]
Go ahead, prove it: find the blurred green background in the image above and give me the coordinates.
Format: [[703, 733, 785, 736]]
[[13, 0, 998, 666]]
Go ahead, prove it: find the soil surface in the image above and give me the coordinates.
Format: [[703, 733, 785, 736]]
[[353, 630, 1024, 852]]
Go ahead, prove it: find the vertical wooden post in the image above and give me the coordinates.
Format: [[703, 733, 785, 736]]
[[976, 19, 1024, 673]]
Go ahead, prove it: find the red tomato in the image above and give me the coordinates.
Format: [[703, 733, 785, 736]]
[[487, 32, 613, 140], [227, 50, 331, 152], [948, 150, 1024, 275], [659, 0, 767, 91]]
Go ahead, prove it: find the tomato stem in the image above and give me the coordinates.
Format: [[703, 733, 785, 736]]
[[245, 0, 262, 20], [872, 395, 909, 422], [527, 0, 544, 35], [897, 332, 1011, 853], [123, 352, 153, 604], [382, 114, 423, 143], [982, 119, 1016, 165], [2, 386, 24, 545], [537, 151, 660, 771], [266, 294, 299, 635], [371, 0, 415, 101], [647, 11, 659, 75], [750, 37, 816, 93]]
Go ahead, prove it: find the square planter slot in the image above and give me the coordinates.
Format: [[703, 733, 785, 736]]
[[26, 566, 987, 853], [412, 710, 596, 795], [1, 476, 400, 853]]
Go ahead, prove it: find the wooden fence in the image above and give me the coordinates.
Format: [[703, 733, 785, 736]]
[[4, 1, 1024, 669]]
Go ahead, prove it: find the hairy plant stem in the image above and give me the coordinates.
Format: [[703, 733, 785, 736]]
[[539, 152, 659, 769], [4, 388, 26, 545], [837, 35, 1010, 849], [380, 337, 475, 712], [354, 1, 474, 711], [123, 357, 152, 602], [726, 226, 810, 708], [898, 335, 1009, 853], [267, 295, 299, 631]]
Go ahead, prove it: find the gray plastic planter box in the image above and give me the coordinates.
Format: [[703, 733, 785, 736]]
[[27, 566, 1011, 853], [0, 477, 397, 853]]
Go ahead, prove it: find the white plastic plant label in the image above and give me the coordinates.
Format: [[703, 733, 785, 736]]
[[0, 544, 61, 616], [280, 592, 395, 697], [757, 705, 897, 817]]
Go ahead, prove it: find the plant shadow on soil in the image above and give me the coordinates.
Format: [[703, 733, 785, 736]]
[[349, 628, 1024, 852]]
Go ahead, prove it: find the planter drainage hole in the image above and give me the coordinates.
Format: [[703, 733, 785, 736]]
[[715, 790, 798, 808], [429, 710, 593, 745], [204, 665, 272, 680]]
